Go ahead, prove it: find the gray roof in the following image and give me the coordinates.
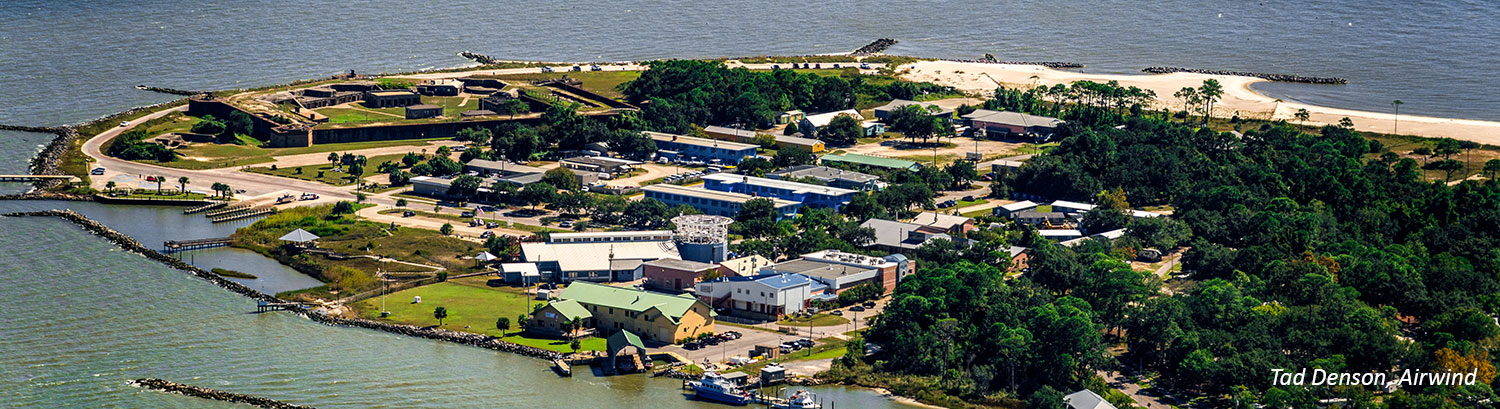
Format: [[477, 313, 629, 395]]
[[771, 259, 874, 281], [873, 99, 939, 112], [767, 165, 879, 184], [1063, 390, 1117, 409], [407, 104, 441, 110], [644, 258, 717, 272], [859, 218, 931, 250], [964, 109, 1064, 128]]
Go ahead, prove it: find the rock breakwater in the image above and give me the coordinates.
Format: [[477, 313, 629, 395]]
[[129, 378, 314, 409], [851, 39, 898, 56], [134, 85, 207, 96], [1141, 66, 1347, 84]]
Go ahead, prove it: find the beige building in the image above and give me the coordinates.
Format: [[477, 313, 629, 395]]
[[528, 281, 715, 343]]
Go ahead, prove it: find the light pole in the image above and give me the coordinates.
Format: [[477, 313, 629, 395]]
[[1392, 100, 1404, 134]]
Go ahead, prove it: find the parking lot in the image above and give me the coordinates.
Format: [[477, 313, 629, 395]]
[[653, 326, 811, 368]]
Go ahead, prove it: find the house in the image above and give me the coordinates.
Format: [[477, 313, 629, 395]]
[[645, 131, 758, 165], [963, 109, 1064, 139], [776, 110, 805, 125], [700, 173, 858, 210], [362, 90, 420, 108], [527, 281, 716, 343], [404, 104, 442, 119], [1063, 390, 1117, 409], [642, 184, 802, 219], [520, 233, 680, 282], [643, 258, 722, 292], [527, 299, 594, 337], [695, 273, 822, 319], [872, 99, 943, 120], [766, 165, 881, 191], [819, 153, 921, 172], [561, 156, 638, 175], [1006, 246, 1031, 273], [860, 218, 948, 252], [414, 79, 461, 96], [1039, 229, 1084, 241], [798, 110, 867, 139], [993, 200, 1039, 217], [701, 125, 825, 153], [761, 250, 914, 295], [910, 212, 974, 236]]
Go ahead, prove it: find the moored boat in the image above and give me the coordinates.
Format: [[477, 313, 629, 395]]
[[689, 372, 750, 405], [773, 390, 822, 409]]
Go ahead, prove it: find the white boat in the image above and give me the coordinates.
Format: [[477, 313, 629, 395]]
[[689, 372, 750, 405], [773, 390, 822, 409]]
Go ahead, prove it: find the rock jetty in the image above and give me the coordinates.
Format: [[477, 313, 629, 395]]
[[130, 378, 314, 409], [1, 210, 565, 361], [459, 51, 499, 65], [851, 39, 898, 56], [1141, 66, 1347, 84], [135, 85, 207, 96], [970, 54, 1085, 69]]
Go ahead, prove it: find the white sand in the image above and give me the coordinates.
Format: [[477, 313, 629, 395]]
[[900, 60, 1500, 145]]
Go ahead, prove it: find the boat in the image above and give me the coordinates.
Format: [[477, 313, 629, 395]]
[[689, 372, 751, 405], [773, 390, 822, 409]]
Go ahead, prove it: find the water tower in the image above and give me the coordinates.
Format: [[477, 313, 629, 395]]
[[673, 214, 732, 264]]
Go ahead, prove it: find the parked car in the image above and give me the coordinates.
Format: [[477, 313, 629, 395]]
[[590, 65, 602, 71], [860, 63, 871, 69], [684, 342, 702, 350], [120, 121, 130, 127], [571, 66, 582, 72], [962, 195, 975, 202], [403, 211, 415, 217], [831, 310, 844, 316], [862, 301, 876, 308], [832, 63, 840, 68], [771, 64, 780, 69], [90, 167, 106, 175], [797, 338, 815, 348], [704, 337, 721, 345], [480, 231, 494, 239], [461, 211, 475, 218], [850, 305, 866, 312], [559, 221, 573, 228], [486, 221, 500, 228], [541, 66, 555, 73]]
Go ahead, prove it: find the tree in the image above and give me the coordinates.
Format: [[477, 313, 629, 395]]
[[105, 181, 116, 193], [150, 175, 164, 194], [1294, 108, 1311, 125], [433, 306, 448, 326], [456, 127, 492, 145], [348, 163, 364, 183], [772, 147, 814, 168], [1197, 79, 1223, 124], [447, 175, 483, 200], [440, 223, 454, 235], [888, 104, 943, 143], [736, 157, 775, 177], [784, 122, 800, 136], [1127, 216, 1193, 250], [519, 182, 556, 211], [1027, 386, 1066, 409], [542, 167, 581, 191], [496, 317, 511, 335], [569, 339, 582, 355], [819, 113, 863, 146], [1484, 159, 1500, 179], [177, 176, 189, 194], [396, 198, 408, 208], [734, 198, 780, 238], [1174, 87, 1201, 119], [190, 115, 226, 135], [944, 160, 978, 189]]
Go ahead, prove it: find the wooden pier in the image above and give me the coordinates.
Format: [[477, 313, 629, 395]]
[[552, 359, 572, 377], [255, 301, 310, 312], [184, 202, 227, 214], [0, 174, 79, 183], [210, 206, 275, 223], [163, 237, 234, 253]]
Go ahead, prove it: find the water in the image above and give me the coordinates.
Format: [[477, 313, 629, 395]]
[[0, 0, 1495, 127]]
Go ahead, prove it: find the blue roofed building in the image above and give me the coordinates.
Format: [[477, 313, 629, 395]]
[[700, 173, 858, 210], [642, 184, 801, 219], [694, 273, 824, 319], [645, 131, 759, 165]]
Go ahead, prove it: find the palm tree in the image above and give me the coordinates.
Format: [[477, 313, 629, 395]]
[[1392, 100, 1404, 134], [177, 176, 189, 195], [105, 181, 116, 194], [1294, 109, 1311, 126], [434, 306, 448, 327], [327, 152, 339, 167], [151, 176, 164, 194]]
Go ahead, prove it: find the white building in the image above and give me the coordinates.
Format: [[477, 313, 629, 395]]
[[696, 273, 823, 318]]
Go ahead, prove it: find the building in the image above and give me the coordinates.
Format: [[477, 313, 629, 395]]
[[561, 156, 638, 175], [1050, 200, 1096, 215], [643, 258, 721, 292], [1039, 229, 1084, 241], [642, 184, 801, 219], [860, 218, 950, 252], [819, 153, 921, 172], [409, 175, 455, 197], [1063, 390, 1117, 409], [761, 250, 913, 295], [993, 200, 1039, 217], [464, 159, 546, 177], [500, 262, 544, 285], [766, 165, 880, 191], [910, 212, 974, 236], [1006, 246, 1031, 273], [1012, 210, 1068, 226], [798, 110, 864, 139], [528, 281, 715, 343], [645, 131, 758, 165], [700, 173, 858, 210], [872, 99, 943, 120], [405, 104, 442, 119], [776, 110, 805, 125], [415, 79, 461, 96], [520, 232, 680, 282], [716, 255, 773, 278], [362, 90, 420, 108], [696, 273, 823, 319], [963, 109, 1064, 139], [701, 125, 825, 153]]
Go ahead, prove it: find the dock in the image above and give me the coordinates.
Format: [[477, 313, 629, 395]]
[[255, 301, 311, 312], [0, 174, 80, 183], [163, 237, 234, 253], [210, 206, 275, 223], [184, 201, 227, 214], [552, 359, 572, 376]]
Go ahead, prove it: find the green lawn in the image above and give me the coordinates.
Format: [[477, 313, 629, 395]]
[[140, 111, 201, 136], [105, 189, 210, 201], [777, 313, 850, 327], [316, 107, 403, 124], [491, 71, 642, 100], [952, 199, 989, 208], [351, 277, 607, 352], [163, 138, 446, 170], [421, 95, 477, 117], [245, 163, 360, 186]]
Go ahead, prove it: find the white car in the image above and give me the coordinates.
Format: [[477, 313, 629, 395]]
[[119, 121, 130, 127]]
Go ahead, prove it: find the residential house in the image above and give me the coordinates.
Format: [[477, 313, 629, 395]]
[[910, 212, 974, 236], [528, 281, 715, 343], [799, 110, 881, 139], [1063, 390, 1117, 409]]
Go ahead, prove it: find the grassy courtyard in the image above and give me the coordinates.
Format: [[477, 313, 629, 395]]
[[351, 276, 607, 352], [491, 70, 641, 100], [777, 313, 850, 327], [162, 138, 445, 170]]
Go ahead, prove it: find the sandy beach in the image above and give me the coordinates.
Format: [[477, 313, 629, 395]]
[[900, 60, 1500, 146]]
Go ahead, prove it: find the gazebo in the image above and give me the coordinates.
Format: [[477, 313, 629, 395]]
[[475, 251, 498, 262], [278, 228, 320, 249], [606, 330, 650, 374]]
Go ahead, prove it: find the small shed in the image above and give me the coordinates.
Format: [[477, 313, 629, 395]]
[[406, 104, 442, 119], [720, 371, 749, 387], [500, 262, 541, 285], [760, 364, 786, 384]]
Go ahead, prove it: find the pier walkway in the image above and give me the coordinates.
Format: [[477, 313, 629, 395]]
[[0, 174, 80, 183], [163, 237, 234, 253]]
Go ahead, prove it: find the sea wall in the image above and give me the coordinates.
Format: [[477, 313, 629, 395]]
[[0, 209, 563, 361], [0, 192, 94, 201], [129, 378, 314, 409], [1141, 66, 1347, 84]]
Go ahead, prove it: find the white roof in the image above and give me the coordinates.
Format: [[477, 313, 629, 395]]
[[1000, 200, 1038, 212], [500, 262, 539, 276], [1093, 228, 1127, 239], [644, 184, 802, 208], [1050, 200, 1096, 212], [521, 241, 680, 272], [802, 109, 863, 128], [1130, 210, 1162, 218], [1063, 390, 1117, 409], [475, 251, 498, 261], [643, 131, 758, 151], [278, 228, 320, 242], [874, 99, 939, 112], [1038, 229, 1083, 237], [910, 212, 971, 230], [701, 173, 856, 196]]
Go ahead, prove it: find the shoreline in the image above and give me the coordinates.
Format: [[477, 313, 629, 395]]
[[898, 60, 1500, 146]]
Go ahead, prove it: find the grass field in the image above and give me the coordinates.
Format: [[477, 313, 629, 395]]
[[776, 313, 850, 327], [316, 107, 403, 124], [491, 71, 641, 100], [139, 111, 201, 136], [733, 336, 851, 375], [106, 189, 209, 201], [351, 276, 607, 352], [162, 138, 446, 170], [245, 163, 360, 185], [421, 95, 477, 117]]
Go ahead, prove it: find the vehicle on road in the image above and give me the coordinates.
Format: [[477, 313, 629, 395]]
[[862, 301, 876, 308], [831, 310, 844, 316], [541, 66, 554, 73], [590, 65, 602, 71], [90, 167, 105, 175], [860, 63, 871, 69], [402, 211, 416, 217], [559, 221, 573, 228], [850, 305, 866, 312], [120, 121, 129, 127]]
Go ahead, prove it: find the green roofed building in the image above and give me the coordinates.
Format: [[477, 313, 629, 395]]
[[819, 153, 922, 172], [528, 281, 715, 343]]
